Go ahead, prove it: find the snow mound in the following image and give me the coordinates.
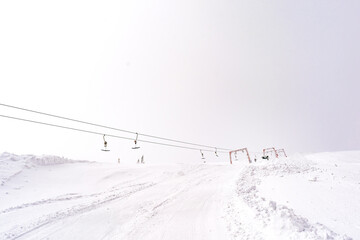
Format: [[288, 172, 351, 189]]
[[28, 155, 77, 166], [226, 151, 359, 239], [0, 152, 85, 186]]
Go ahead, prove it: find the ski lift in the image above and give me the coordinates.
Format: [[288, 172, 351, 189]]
[[132, 133, 140, 149], [215, 148, 219, 157], [101, 134, 110, 152], [234, 151, 238, 160], [200, 150, 205, 160]]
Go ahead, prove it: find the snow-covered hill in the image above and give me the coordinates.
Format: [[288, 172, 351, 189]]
[[0, 152, 87, 186], [0, 151, 359, 239]]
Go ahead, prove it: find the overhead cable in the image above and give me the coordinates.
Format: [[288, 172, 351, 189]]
[[0, 114, 228, 154], [0, 103, 232, 151]]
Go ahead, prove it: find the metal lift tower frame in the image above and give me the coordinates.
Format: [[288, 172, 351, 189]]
[[229, 148, 251, 164], [277, 148, 287, 157], [262, 147, 279, 158]]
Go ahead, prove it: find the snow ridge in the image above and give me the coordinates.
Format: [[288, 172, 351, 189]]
[[226, 160, 353, 240], [0, 152, 86, 186]]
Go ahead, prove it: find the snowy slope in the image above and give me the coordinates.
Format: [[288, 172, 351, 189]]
[[256, 152, 360, 239], [227, 152, 359, 240], [0, 151, 359, 240], [0, 153, 238, 240]]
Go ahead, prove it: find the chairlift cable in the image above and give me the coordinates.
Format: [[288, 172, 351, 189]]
[[0, 103, 232, 151], [0, 114, 228, 153]]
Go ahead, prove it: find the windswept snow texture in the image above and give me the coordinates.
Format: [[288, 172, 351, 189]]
[[0, 153, 84, 186], [0, 152, 359, 240]]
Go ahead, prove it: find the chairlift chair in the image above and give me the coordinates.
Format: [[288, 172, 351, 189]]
[[200, 150, 205, 160], [101, 134, 110, 152], [132, 133, 140, 149]]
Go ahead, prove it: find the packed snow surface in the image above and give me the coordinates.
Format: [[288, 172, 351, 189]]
[[0, 151, 359, 240]]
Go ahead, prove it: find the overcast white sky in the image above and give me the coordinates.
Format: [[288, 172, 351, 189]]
[[0, 0, 359, 163]]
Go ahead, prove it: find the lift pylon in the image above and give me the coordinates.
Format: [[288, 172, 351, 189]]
[[277, 148, 287, 157], [262, 147, 279, 158], [229, 148, 251, 164]]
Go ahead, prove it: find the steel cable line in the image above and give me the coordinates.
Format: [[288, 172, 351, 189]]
[[0, 103, 232, 151], [0, 114, 229, 153]]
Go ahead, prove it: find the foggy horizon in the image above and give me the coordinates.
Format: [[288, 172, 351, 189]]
[[0, 0, 359, 163]]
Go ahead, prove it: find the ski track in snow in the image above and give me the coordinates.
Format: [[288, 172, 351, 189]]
[[1, 152, 359, 240], [1, 182, 156, 239], [0, 162, 233, 240], [87, 166, 227, 240], [118, 170, 213, 239], [226, 162, 352, 240]]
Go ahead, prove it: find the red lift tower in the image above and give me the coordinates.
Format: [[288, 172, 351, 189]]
[[262, 147, 279, 159], [229, 148, 251, 164], [277, 148, 287, 157]]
